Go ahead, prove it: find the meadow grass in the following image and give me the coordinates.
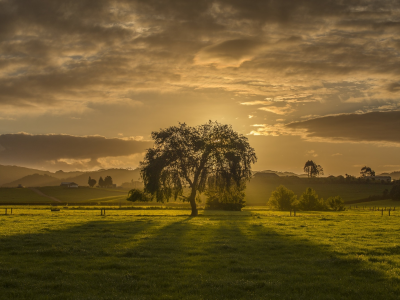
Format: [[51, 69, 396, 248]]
[[0, 209, 399, 299], [347, 199, 400, 208], [0, 188, 50, 203], [36, 187, 127, 203]]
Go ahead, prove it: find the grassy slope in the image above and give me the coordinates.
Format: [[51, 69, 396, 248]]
[[246, 178, 389, 205], [36, 186, 128, 203], [0, 188, 51, 203], [0, 209, 399, 299]]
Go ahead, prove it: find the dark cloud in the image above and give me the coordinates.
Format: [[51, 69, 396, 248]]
[[0, 133, 153, 169], [286, 111, 400, 144], [0, 0, 399, 125]]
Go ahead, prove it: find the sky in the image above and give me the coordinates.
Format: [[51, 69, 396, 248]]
[[0, 0, 400, 175]]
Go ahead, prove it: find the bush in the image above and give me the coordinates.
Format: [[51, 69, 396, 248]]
[[268, 185, 297, 211], [327, 196, 345, 211], [298, 187, 327, 211], [205, 182, 246, 211]]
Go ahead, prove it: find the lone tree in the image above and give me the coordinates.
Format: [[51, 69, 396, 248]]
[[88, 176, 97, 187], [98, 177, 104, 187], [304, 160, 324, 178], [360, 166, 375, 177], [128, 121, 257, 216]]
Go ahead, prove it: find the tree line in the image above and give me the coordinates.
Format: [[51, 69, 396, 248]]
[[269, 185, 345, 211], [88, 176, 113, 188]]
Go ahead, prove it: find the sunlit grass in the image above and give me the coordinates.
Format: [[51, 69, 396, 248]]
[[0, 208, 399, 299]]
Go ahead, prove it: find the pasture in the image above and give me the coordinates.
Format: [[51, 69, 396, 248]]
[[246, 179, 390, 205], [0, 208, 399, 299]]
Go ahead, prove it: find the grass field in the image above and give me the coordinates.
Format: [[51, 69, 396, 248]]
[[36, 186, 128, 203], [0, 208, 399, 299], [246, 180, 389, 204], [0, 188, 50, 203]]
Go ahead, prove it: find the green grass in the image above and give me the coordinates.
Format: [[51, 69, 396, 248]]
[[0, 209, 399, 299], [36, 186, 128, 203], [0, 188, 50, 203], [346, 199, 400, 208], [246, 180, 389, 204]]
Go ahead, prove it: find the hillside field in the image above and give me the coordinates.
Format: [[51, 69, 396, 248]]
[[0, 209, 399, 299], [246, 178, 390, 205], [0, 188, 51, 203]]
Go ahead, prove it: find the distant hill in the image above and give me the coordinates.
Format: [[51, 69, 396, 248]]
[[3, 174, 61, 187], [378, 171, 400, 180], [0, 165, 54, 186], [256, 169, 308, 178], [0, 164, 142, 187]]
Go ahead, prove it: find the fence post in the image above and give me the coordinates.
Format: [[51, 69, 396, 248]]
[[382, 209, 383, 216], [290, 210, 292, 216], [389, 209, 391, 216], [294, 209, 296, 217], [10, 208, 12, 215]]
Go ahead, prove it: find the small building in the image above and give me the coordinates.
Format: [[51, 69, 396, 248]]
[[60, 182, 79, 188], [373, 176, 391, 182], [363, 176, 391, 182]]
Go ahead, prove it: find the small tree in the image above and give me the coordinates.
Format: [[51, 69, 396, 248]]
[[304, 160, 324, 178], [88, 177, 97, 187], [104, 176, 113, 187], [298, 187, 326, 211], [327, 196, 345, 211], [360, 166, 375, 177], [98, 177, 104, 187], [127, 121, 257, 216], [268, 185, 297, 211]]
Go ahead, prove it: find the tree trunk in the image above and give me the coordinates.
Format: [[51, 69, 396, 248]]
[[189, 188, 198, 216]]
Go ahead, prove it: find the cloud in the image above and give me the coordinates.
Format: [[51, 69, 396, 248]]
[[0, 133, 153, 171], [195, 39, 264, 66], [0, 0, 399, 127], [332, 153, 343, 156], [285, 111, 400, 145]]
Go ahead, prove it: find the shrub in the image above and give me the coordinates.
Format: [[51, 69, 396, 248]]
[[298, 187, 327, 211], [327, 196, 345, 211], [268, 185, 297, 211], [205, 181, 246, 211]]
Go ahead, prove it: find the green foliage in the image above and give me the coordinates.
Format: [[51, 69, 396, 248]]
[[304, 160, 323, 178], [205, 178, 246, 211], [327, 196, 346, 211], [127, 188, 152, 202], [140, 121, 257, 216], [104, 176, 113, 187], [298, 187, 327, 211], [268, 185, 297, 211], [88, 176, 96, 187], [390, 184, 400, 201], [360, 166, 375, 177]]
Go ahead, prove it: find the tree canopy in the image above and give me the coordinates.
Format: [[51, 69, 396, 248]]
[[360, 166, 375, 177], [303, 160, 324, 178], [127, 121, 257, 216]]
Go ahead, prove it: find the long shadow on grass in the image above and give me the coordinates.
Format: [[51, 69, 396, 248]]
[[0, 218, 162, 299], [1, 216, 399, 300], [128, 216, 400, 300]]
